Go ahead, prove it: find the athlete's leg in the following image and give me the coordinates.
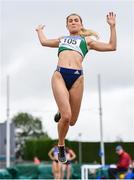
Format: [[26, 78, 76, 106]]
[[51, 71, 72, 146], [69, 75, 84, 126]]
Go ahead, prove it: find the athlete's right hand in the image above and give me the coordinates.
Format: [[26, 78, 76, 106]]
[[36, 24, 45, 31]]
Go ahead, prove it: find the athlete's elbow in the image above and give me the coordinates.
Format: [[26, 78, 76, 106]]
[[41, 41, 47, 46], [40, 39, 48, 46], [111, 47, 116, 51], [109, 44, 117, 51]]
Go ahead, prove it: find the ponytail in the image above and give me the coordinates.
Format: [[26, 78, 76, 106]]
[[79, 28, 99, 39]]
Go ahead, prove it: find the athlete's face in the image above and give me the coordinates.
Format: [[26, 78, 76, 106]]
[[66, 15, 83, 34]]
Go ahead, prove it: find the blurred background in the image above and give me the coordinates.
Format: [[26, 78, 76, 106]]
[[0, 0, 134, 179]]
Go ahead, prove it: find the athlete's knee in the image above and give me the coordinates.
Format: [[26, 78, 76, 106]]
[[62, 112, 72, 123], [69, 120, 76, 126]]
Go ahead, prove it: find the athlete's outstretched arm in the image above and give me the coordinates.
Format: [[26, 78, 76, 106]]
[[87, 12, 117, 51], [36, 25, 60, 47]]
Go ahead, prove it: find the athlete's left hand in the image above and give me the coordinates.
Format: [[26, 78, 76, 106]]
[[107, 12, 116, 27]]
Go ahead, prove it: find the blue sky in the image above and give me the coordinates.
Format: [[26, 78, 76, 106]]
[[0, 0, 134, 141]]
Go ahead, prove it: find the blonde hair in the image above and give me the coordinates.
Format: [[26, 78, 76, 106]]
[[66, 13, 99, 39]]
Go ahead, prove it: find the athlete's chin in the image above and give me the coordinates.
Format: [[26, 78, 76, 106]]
[[70, 29, 79, 34]]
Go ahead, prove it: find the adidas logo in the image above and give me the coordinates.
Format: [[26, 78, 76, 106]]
[[74, 70, 80, 74]]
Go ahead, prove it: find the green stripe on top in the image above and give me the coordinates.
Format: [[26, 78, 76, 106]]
[[58, 35, 89, 57], [58, 47, 74, 55], [79, 36, 88, 57]]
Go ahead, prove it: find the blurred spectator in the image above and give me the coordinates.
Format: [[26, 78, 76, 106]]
[[108, 145, 132, 179], [131, 160, 134, 173], [34, 156, 41, 165], [61, 147, 76, 179], [48, 145, 62, 179], [125, 160, 134, 179]]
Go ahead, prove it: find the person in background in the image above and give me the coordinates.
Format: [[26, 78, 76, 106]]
[[48, 145, 62, 179], [131, 160, 134, 172], [34, 156, 41, 165], [61, 147, 76, 179], [125, 160, 134, 179], [108, 145, 132, 179]]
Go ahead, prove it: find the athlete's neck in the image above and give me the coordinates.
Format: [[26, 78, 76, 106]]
[[70, 33, 80, 36]]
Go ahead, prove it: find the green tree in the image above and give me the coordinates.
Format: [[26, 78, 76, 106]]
[[12, 112, 51, 158]]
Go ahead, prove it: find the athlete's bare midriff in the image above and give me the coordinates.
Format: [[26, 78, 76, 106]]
[[57, 50, 83, 70]]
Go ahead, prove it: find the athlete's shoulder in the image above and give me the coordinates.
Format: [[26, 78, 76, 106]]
[[85, 36, 94, 42], [85, 36, 98, 48]]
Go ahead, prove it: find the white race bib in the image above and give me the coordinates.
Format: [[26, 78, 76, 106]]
[[59, 37, 81, 48]]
